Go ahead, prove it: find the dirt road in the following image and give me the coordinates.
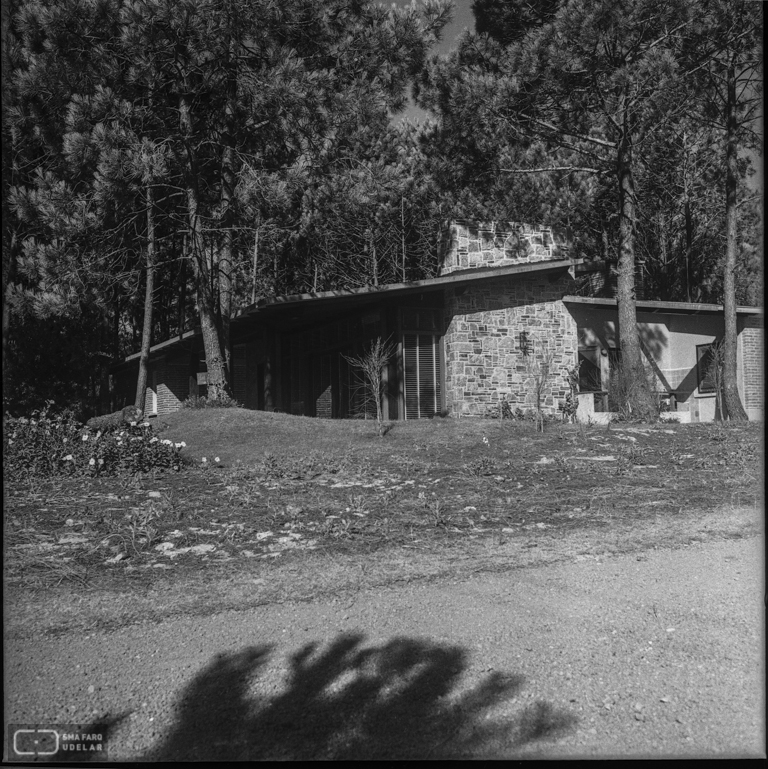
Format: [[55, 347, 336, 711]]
[[4, 533, 765, 760]]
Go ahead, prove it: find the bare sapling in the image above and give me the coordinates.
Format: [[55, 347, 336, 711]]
[[342, 337, 397, 435], [524, 343, 555, 433]]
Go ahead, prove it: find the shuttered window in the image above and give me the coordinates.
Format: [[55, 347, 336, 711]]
[[403, 333, 441, 419], [697, 344, 716, 393]]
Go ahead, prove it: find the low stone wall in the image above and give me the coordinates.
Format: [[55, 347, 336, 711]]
[[440, 220, 571, 276], [443, 272, 578, 416]]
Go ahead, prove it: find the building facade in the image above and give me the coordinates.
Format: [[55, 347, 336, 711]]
[[111, 221, 764, 423]]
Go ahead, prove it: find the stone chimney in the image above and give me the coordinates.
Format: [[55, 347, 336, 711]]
[[438, 220, 571, 276]]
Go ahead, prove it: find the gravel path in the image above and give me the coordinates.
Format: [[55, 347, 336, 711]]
[[5, 534, 765, 760]]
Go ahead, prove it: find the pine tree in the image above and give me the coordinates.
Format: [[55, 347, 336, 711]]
[[678, 0, 762, 420], [420, 0, 713, 418]]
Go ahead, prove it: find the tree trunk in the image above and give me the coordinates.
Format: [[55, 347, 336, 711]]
[[178, 235, 187, 335], [721, 62, 748, 421], [218, 142, 234, 389], [1, 0, 15, 397], [251, 226, 259, 304], [682, 132, 693, 303], [401, 196, 406, 281], [217, 35, 237, 389], [179, 92, 229, 400], [112, 287, 120, 359], [615, 133, 657, 419], [134, 185, 156, 412], [684, 196, 693, 303]]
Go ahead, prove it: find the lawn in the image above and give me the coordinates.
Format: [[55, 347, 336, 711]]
[[4, 409, 762, 637]]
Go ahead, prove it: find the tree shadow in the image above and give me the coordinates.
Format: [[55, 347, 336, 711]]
[[146, 634, 577, 760]]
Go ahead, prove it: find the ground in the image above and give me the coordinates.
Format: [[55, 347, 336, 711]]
[[3, 410, 765, 758]]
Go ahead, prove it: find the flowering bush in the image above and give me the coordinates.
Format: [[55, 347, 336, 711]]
[[180, 394, 242, 409], [3, 402, 187, 479]]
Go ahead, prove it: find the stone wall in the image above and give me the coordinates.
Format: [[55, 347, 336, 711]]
[[443, 272, 578, 416], [440, 220, 571, 276]]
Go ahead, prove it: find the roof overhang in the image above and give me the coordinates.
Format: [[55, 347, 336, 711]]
[[238, 257, 583, 318], [563, 295, 763, 316]]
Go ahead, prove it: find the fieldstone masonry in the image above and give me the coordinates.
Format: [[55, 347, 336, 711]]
[[444, 272, 579, 417], [439, 220, 571, 275]]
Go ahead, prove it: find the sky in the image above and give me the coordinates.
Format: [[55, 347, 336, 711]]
[[394, 0, 476, 123]]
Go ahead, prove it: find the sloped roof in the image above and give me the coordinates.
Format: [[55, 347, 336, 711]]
[[118, 257, 584, 365]]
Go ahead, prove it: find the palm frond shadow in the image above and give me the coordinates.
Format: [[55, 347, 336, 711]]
[[147, 633, 577, 760]]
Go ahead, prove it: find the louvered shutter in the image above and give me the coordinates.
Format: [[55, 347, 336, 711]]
[[404, 333, 419, 419], [403, 333, 441, 419]]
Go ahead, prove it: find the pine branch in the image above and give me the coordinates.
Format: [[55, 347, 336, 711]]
[[499, 166, 605, 174]]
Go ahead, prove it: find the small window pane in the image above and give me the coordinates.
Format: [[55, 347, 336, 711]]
[[697, 344, 716, 393], [578, 348, 601, 392]]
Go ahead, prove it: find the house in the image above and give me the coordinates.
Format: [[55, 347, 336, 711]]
[[567, 296, 764, 422], [110, 221, 764, 423]]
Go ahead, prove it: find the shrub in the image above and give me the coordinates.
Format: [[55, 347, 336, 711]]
[[180, 394, 243, 409], [4, 402, 187, 479]]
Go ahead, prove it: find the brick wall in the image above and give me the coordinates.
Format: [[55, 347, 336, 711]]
[[741, 316, 764, 414], [157, 357, 189, 416], [440, 220, 571, 276], [444, 272, 578, 416]]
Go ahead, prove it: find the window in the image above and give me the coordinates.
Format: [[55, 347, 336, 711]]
[[607, 347, 622, 372], [697, 344, 716, 394], [403, 333, 441, 418], [578, 347, 602, 392]]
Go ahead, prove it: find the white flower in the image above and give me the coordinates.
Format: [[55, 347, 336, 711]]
[[140, 422, 150, 428], [98, 458, 104, 465], [215, 457, 220, 463], [82, 434, 89, 441], [150, 437, 158, 444], [96, 431, 102, 439], [179, 441, 186, 448], [162, 439, 172, 446], [482, 436, 489, 445], [63, 454, 74, 461], [202, 457, 207, 463], [8, 439, 13, 445], [175, 442, 184, 449], [129, 421, 137, 427], [89, 458, 96, 466]]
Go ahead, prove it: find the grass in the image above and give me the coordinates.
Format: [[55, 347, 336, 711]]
[[4, 409, 763, 637]]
